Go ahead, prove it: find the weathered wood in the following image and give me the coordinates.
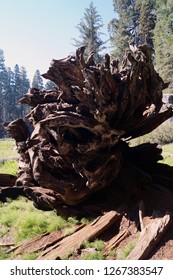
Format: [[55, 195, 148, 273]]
[[10, 224, 85, 255], [126, 213, 172, 260], [38, 208, 123, 260], [139, 200, 145, 232], [0, 242, 15, 246], [105, 229, 130, 251]]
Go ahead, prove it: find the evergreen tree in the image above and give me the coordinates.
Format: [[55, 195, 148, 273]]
[[72, 1, 106, 62], [19, 66, 30, 116], [0, 49, 8, 137], [109, 0, 156, 59], [108, 0, 138, 59], [6, 67, 15, 120], [0, 50, 30, 137], [136, 0, 156, 48], [32, 69, 44, 89], [13, 64, 22, 119], [44, 80, 56, 90], [13, 65, 30, 118], [154, 0, 173, 92]]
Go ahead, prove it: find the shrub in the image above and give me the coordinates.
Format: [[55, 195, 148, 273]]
[[130, 123, 173, 146]]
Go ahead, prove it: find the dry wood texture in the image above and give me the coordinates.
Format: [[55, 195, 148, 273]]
[[37, 209, 123, 260], [3, 45, 173, 216], [10, 224, 85, 255], [126, 213, 171, 260]]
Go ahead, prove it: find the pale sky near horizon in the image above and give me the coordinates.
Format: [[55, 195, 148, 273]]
[[0, 0, 115, 82]]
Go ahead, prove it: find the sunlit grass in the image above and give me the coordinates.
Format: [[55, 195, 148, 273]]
[[159, 143, 173, 166], [0, 197, 79, 243], [81, 239, 106, 260], [82, 251, 106, 260], [117, 241, 136, 260], [0, 139, 19, 159], [129, 123, 173, 146], [82, 239, 105, 251], [0, 160, 18, 175]]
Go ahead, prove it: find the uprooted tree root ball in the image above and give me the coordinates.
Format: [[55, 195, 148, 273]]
[[4, 45, 173, 217]]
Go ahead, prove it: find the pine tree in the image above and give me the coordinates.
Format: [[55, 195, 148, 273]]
[[0, 49, 8, 137], [44, 80, 56, 90], [108, 0, 138, 59], [13, 64, 22, 119], [72, 1, 106, 62], [6, 67, 15, 121], [13, 65, 30, 118], [19, 66, 30, 116], [154, 0, 173, 92], [108, 0, 156, 59], [136, 0, 156, 48], [0, 50, 30, 137], [32, 69, 44, 90]]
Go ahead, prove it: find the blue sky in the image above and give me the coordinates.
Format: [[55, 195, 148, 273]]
[[0, 0, 115, 81]]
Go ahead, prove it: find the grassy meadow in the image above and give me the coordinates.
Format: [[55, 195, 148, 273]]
[[0, 197, 80, 260], [0, 139, 19, 160]]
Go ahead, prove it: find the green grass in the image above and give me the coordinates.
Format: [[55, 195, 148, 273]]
[[22, 252, 39, 260], [129, 123, 173, 146], [162, 143, 173, 154], [117, 242, 136, 260], [82, 251, 106, 260], [0, 139, 19, 175], [0, 197, 79, 244], [0, 248, 11, 260], [161, 157, 173, 166], [159, 143, 173, 166], [81, 239, 106, 260], [0, 139, 19, 159], [0, 160, 19, 175], [82, 239, 105, 251]]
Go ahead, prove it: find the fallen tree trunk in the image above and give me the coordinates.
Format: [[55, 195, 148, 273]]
[[127, 213, 172, 260], [37, 208, 123, 260], [9, 224, 85, 255], [3, 45, 173, 216]]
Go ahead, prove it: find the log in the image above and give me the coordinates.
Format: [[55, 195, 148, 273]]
[[138, 200, 145, 231], [38, 208, 123, 260], [10, 224, 85, 255], [105, 229, 130, 251], [0, 242, 15, 246], [126, 213, 172, 260]]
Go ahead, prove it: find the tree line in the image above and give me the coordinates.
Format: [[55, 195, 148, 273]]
[[0, 0, 172, 137], [0, 50, 54, 137]]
